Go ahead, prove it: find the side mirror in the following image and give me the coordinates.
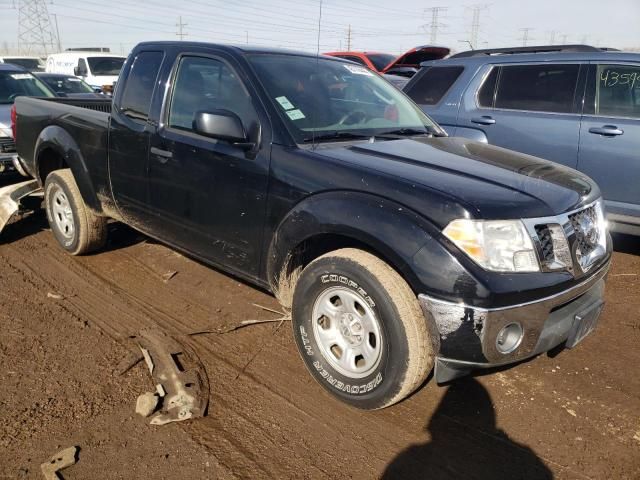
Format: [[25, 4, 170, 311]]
[[193, 110, 253, 148]]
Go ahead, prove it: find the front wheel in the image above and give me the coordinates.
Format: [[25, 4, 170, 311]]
[[44, 169, 107, 255], [291, 248, 434, 410]]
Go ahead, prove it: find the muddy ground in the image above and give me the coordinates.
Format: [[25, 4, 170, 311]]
[[0, 177, 639, 479]]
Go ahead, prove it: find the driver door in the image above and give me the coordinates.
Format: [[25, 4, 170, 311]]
[[147, 54, 270, 277]]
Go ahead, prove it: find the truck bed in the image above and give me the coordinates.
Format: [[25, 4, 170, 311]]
[[15, 97, 111, 208], [15, 96, 112, 198]]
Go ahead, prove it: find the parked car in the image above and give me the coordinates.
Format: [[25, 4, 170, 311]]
[[404, 44, 640, 235], [325, 45, 450, 77], [384, 73, 410, 90], [45, 52, 125, 93], [0, 56, 45, 71], [0, 64, 54, 174], [34, 73, 105, 98], [14, 42, 611, 409]]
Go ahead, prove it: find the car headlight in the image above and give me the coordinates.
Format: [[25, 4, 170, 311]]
[[443, 219, 539, 272]]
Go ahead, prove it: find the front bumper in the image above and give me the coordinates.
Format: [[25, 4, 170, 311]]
[[419, 260, 610, 383]]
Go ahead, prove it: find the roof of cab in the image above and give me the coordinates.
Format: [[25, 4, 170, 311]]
[[134, 41, 336, 59]]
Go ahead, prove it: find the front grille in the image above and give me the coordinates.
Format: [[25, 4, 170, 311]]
[[535, 225, 555, 263], [0, 137, 16, 153], [569, 206, 598, 256]]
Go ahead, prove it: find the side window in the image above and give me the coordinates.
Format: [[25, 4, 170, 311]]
[[477, 67, 499, 108], [119, 51, 163, 123], [494, 64, 580, 113], [404, 66, 464, 105], [168, 56, 257, 133], [78, 58, 88, 76], [593, 64, 640, 117]]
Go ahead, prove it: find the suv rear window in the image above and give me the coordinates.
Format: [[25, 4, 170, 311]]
[[405, 66, 464, 105], [494, 64, 579, 113]]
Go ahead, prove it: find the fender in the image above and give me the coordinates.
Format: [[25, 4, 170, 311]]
[[451, 126, 488, 144], [34, 125, 103, 213], [266, 190, 489, 302]]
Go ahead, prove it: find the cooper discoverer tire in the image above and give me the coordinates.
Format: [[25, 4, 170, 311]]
[[291, 248, 434, 410], [44, 169, 107, 255]]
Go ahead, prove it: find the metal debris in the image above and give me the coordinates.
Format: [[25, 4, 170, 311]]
[[47, 292, 64, 300], [136, 329, 209, 425], [136, 392, 160, 418], [40, 446, 78, 480], [0, 180, 41, 235]]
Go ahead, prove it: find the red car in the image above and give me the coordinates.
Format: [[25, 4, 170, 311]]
[[324, 45, 450, 77]]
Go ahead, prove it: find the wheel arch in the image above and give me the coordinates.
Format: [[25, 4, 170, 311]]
[[266, 191, 478, 307], [34, 126, 103, 213]]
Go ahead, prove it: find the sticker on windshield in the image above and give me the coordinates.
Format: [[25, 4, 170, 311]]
[[276, 96, 295, 110], [10, 74, 32, 80], [343, 65, 373, 76], [286, 109, 306, 121]]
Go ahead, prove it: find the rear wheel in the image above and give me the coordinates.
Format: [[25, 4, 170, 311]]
[[291, 248, 434, 410], [44, 169, 107, 255]]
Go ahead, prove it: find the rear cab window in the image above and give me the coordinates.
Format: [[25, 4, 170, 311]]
[[486, 64, 580, 113], [584, 64, 640, 118], [118, 51, 164, 123], [405, 66, 464, 105]]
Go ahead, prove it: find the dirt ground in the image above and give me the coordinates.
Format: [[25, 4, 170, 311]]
[[0, 177, 639, 479]]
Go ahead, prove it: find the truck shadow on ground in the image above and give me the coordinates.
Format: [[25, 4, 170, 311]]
[[611, 233, 639, 256], [382, 378, 552, 480]]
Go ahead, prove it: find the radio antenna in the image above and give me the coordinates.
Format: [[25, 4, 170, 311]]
[[311, 0, 323, 150]]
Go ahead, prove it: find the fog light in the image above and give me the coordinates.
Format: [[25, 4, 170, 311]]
[[496, 323, 524, 354]]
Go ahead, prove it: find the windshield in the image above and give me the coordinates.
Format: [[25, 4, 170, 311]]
[[5, 58, 43, 71], [87, 57, 124, 76], [0, 71, 54, 104], [367, 53, 396, 71], [39, 75, 94, 94], [249, 54, 439, 143]]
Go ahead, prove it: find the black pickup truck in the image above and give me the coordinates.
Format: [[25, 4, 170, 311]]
[[14, 42, 611, 409]]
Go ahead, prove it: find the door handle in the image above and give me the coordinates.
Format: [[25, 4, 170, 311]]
[[150, 147, 173, 163], [471, 116, 496, 125], [588, 126, 624, 136]]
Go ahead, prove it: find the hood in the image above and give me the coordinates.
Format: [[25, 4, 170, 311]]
[[86, 75, 118, 87], [383, 45, 450, 73], [317, 137, 597, 226], [0, 105, 12, 138]]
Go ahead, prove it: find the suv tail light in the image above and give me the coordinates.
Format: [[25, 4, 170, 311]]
[[10, 103, 17, 140]]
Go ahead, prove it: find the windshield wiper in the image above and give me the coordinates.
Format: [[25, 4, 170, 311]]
[[302, 131, 372, 143], [376, 127, 447, 138]]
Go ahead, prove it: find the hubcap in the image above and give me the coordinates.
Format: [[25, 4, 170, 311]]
[[50, 186, 75, 240], [311, 286, 383, 378]]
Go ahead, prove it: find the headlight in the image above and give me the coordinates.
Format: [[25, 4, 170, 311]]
[[443, 219, 539, 272]]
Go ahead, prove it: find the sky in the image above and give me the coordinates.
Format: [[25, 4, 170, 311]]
[[0, 0, 638, 57]]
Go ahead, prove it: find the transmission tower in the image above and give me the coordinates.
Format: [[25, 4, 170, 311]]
[[519, 27, 534, 47], [17, 0, 59, 54], [468, 4, 489, 50], [424, 7, 447, 44]]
